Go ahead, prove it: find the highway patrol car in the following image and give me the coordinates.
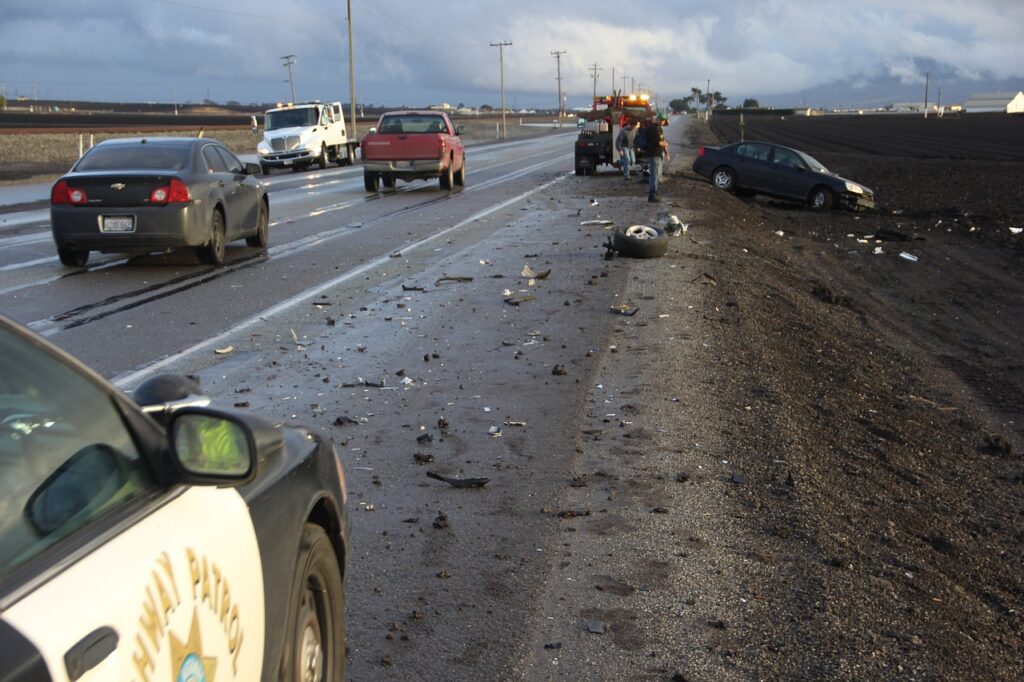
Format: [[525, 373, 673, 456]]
[[0, 315, 348, 681]]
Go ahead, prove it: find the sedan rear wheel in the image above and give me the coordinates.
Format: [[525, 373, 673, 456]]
[[712, 166, 736, 192], [809, 186, 834, 211], [199, 209, 226, 265], [246, 200, 269, 249], [57, 246, 89, 267]]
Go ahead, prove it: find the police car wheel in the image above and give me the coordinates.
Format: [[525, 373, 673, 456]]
[[287, 524, 345, 682]]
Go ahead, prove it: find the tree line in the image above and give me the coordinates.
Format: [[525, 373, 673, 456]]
[[669, 88, 760, 113]]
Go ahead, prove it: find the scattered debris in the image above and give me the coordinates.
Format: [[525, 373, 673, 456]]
[[873, 227, 911, 241], [214, 345, 234, 355], [521, 265, 551, 279], [435, 275, 473, 285], [427, 471, 490, 488], [551, 365, 568, 376], [610, 304, 639, 316], [416, 433, 434, 444], [402, 284, 425, 292], [580, 219, 613, 226], [980, 433, 1013, 456], [432, 512, 448, 529], [731, 472, 746, 485], [437, 417, 450, 430], [1010, 227, 1022, 235], [544, 642, 563, 650], [333, 415, 360, 427], [774, 230, 785, 237], [899, 251, 919, 262], [413, 453, 434, 465], [504, 294, 536, 306], [585, 620, 607, 634], [653, 506, 670, 514], [504, 420, 527, 427], [487, 426, 502, 438], [690, 273, 717, 286]]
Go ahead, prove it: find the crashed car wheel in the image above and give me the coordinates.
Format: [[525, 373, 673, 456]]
[[809, 186, 834, 211], [613, 224, 669, 259], [712, 166, 736, 192], [283, 524, 345, 682]]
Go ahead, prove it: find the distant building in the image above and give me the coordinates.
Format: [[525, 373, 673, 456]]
[[963, 91, 1024, 113], [428, 103, 452, 111]]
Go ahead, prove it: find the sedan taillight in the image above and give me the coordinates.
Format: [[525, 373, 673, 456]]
[[150, 178, 191, 205], [697, 146, 706, 157], [51, 180, 88, 205]]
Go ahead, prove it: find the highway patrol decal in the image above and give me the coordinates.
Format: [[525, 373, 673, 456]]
[[3, 487, 265, 682]]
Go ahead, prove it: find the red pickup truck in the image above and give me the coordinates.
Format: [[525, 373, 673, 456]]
[[360, 111, 467, 192]]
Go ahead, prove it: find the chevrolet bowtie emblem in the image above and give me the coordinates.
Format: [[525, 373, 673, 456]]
[[110, 183, 126, 190]]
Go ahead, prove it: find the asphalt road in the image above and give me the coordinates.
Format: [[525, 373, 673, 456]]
[[0, 126, 692, 679]]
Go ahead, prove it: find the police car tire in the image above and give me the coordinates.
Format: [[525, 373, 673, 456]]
[[283, 524, 345, 681]]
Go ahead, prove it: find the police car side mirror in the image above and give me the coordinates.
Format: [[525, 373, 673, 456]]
[[168, 408, 278, 485]]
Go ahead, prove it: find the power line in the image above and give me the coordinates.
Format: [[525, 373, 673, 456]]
[[153, 0, 272, 19]]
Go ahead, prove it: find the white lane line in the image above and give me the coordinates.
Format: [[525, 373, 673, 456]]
[[112, 171, 571, 388], [0, 209, 49, 229]]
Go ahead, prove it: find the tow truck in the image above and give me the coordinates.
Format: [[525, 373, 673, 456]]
[[574, 92, 656, 175]]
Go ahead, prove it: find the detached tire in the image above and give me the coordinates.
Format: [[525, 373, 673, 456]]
[[613, 224, 669, 259], [282, 524, 345, 682]]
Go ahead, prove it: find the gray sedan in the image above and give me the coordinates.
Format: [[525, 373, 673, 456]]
[[50, 137, 269, 266]]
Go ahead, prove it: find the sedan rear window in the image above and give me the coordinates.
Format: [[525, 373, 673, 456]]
[[75, 145, 190, 172]]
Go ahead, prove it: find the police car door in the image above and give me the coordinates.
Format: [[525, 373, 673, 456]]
[[0, 333, 265, 682]]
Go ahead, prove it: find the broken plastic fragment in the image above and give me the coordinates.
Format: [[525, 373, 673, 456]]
[[610, 304, 639, 316], [1010, 227, 1022, 235], [487, 426, 502, 437], [580, 219, 613, 226], [214, 345, 234, 355], [899, 251, 919, 262]]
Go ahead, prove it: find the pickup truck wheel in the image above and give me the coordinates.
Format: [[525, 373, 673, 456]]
[[454, 158, 466, 187], [364, 171, 380, 193], [439, 160, 454, 191], [382, 174, 396, 189]]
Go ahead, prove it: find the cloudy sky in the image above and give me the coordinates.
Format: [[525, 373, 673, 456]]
[[2, 0, 1022, 109]]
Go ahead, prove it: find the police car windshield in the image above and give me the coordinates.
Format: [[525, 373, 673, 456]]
[[266, 108, 318, 130]]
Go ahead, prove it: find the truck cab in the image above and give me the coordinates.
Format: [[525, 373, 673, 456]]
[[256, 101, 359, 174]]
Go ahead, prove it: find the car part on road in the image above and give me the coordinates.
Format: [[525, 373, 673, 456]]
[[426, 471, 490, 488], [612, 224, 669, 258]]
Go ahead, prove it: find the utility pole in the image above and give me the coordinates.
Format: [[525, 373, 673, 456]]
[[490, 41, 512, 139], [923, 71, 930, 119], [630, 77, 635, 93], [281, 55, 297, 103], [551, 50, 566, 126], [589, 62, 602, 101], [611, 67, 615, 95], [706, 78, 711, 121], [346, 0, 357, 137], [621, 73, 627, 93]]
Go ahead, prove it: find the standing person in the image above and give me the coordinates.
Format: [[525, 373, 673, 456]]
[[644, 112, 671, 202], [615, 120, 637, 179]]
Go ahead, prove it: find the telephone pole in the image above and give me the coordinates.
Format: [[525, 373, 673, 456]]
[[621, 73, 628, 93], [551, 50, 567, 126], [490, 41, 512, 139], [923, 71, 930, 119], [589, 62, 602, 101], [346, 0, 357, 137], [281, 55, 297, 102]]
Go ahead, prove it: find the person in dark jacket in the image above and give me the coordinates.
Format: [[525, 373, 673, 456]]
[[644, 112, 670, 202], [615, 120, 638, 179]]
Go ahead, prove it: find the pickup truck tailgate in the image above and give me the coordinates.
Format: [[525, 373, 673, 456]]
[[361, 134, 443, 160]]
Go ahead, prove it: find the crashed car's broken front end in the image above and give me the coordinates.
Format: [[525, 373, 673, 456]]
[[839, 183, 876, 211]]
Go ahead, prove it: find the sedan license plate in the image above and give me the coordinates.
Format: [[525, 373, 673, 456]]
[[282, 159, 292, 165], [100, 215, 135, 233]]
